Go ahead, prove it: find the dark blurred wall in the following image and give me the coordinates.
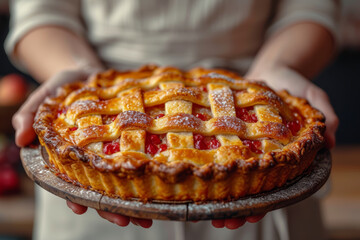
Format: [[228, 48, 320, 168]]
[[314, 49, 360, 145], [0, 15, 21, 76]]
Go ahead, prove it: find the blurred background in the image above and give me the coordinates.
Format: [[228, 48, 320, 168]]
[[0, 1, 359, 240]]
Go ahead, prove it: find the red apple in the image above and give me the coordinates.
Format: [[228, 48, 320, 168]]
[[0, 74, 28, 106], [0, 166, 20, 194], [4, 142, 20, 166]]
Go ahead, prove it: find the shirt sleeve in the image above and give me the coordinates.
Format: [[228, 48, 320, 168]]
[[4, 0, 84, 69], [267, 0, 340, 42]]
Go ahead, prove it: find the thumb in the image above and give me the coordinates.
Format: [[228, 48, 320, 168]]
[[12, 87, 50, 147], [13, 112, 37, 147], [305, 86, 339, 148]]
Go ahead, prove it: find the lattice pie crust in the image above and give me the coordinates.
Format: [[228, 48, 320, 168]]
[[34, 65, 325, 202]]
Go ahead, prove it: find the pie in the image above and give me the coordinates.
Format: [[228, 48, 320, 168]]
[[34, 65, 325, 202]]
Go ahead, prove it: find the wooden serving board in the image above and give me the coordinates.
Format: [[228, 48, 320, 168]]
[[20, 146, 331, 221]]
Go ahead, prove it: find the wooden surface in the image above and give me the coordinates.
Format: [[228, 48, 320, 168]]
[[0, 174, 34, 237], [20, 146, 331, 221], [322, 146, 360, 240]]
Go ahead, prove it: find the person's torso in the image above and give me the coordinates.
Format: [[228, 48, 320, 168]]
[[81, 0, 275, 71]]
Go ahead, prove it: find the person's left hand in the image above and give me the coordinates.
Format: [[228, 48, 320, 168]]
[[67, 201, 153, 228], [209, 64, 339, 230], [246, 65, 339, 149]]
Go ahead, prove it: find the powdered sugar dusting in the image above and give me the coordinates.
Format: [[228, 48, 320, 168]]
[[210, 88, 235, 117], [266, 109, 278, 119], [117, 111, 151, 128], [214, 116, 245, 133], [206, 73, 235, 82], [168, 114, 200, 129], [176, 87, 197, 96], [255, 105, 282, 123], [262, 91, 281, 102], [72, 100, 104, 111]]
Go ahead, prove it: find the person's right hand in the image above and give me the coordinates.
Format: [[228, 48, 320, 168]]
[[211, 214, 266, 229], [12, 69, 153, 228]]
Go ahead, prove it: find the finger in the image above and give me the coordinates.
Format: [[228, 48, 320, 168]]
[[224, 218, 247, 229], [211, 219, 225, 228], [66, 201, 88, 215], [305, 87, 339, 149], [12, 88, 50, 147], [130, 217, 153, 228], [324, 128, 337, 149], [14, 113, 37, 147], [224, 218, 246, 229], [245, 213, 266, 223], [323, 109, 339, 149], [96, 210, 130, 227]]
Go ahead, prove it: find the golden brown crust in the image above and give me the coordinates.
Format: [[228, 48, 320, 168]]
[[33, 65, 325, 201]]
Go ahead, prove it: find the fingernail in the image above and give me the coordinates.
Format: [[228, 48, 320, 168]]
[[12, 115, 19, 130], [15, 130, 22, 147]]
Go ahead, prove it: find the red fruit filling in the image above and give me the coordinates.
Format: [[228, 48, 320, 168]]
[[194, 134, 207, 150], [193, 134, 221, 150], [286, 119, 301, 136], [208, 138, 221, 149], [146, 134, 167, 155], [159, 144, 168, 152], [242, 140, 263, 154], [150, 134, 161, 145], [146, 143, 158, 155], [236, 107, 258, 123], [195, 113, 208, 121], [103, 140, 120, 155], [201, 86, 208, 92], [69, 127, 78, 131], [154, 114, 165, 119]]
